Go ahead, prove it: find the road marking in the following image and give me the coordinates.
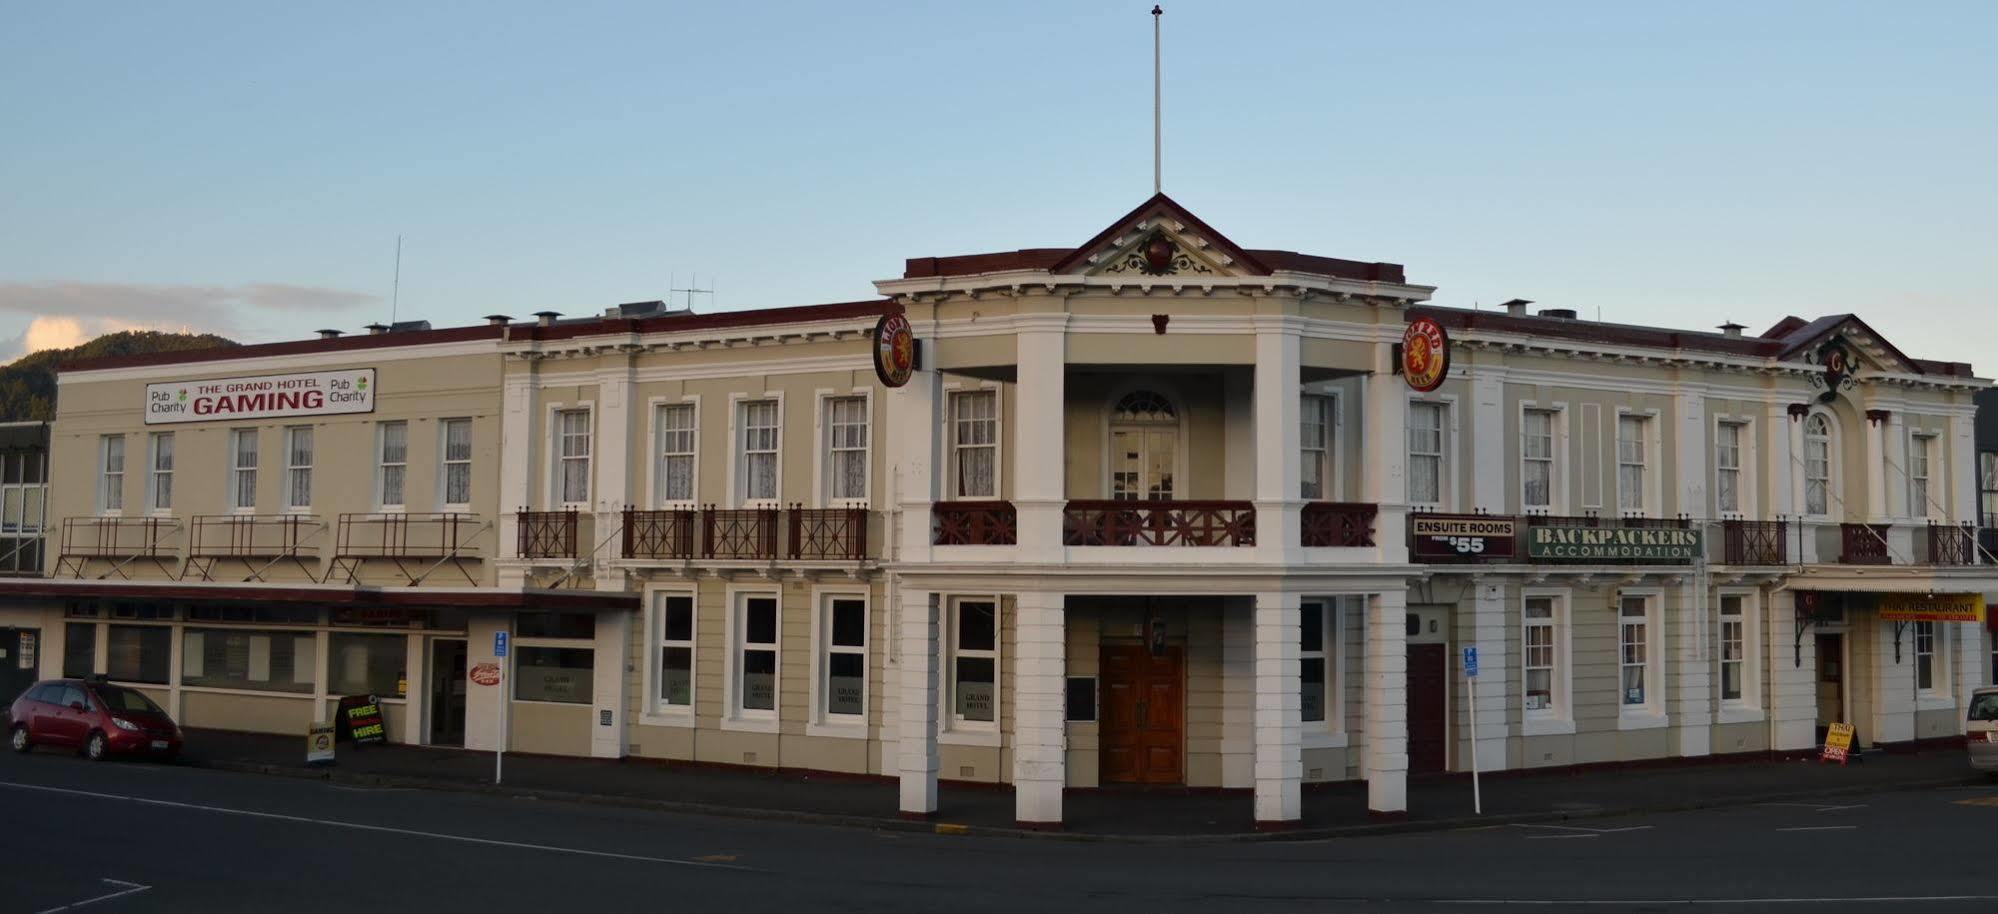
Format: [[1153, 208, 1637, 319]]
[[34, 878, 150, 914], [1436, 895, 1998, 906], [1755, 802, 1866, 812], [0, 780, 755, 872], [694, 854, 738, 863], [934, 823, 968, 836], [1953, 795, 1998, 807], [1774, 826, 1857, 832], [1523, 834, 1598, 840], [1511, 824, 1652, 834]]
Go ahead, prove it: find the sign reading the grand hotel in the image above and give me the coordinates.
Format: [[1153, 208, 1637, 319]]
[[145, 369, 376, 424], [1526, 525, 1702, 563]]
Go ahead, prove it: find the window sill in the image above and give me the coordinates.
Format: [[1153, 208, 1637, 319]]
[[179, 685, 316, 699], [806, 721, 869, 740], [939, 727, 1001, 748], [1301, 730, 1349, 751], [1716, 705, 1765, 725], [1618, 710, 1670, 731], [1521, 716, 1575, 737], [638, 710, 695, 728], [511, 699, 593, 709], [720, 715, 779, 734]]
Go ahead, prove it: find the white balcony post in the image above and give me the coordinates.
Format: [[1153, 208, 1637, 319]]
[[1013, 591, 1066, 826], [1014, 315, 1068, 562], [1674, 387, 1707, 521], [1671, 582, 1711, 757], [888, 341, 941, 564], [1362, 339, 1410, 564], [897, 590, 941, 816], [497, 373, 536, 586], [1864, 409, 1889, 524], [1469, 365, 1506, 513], [1365, 588, 1409, 814], [1253, 319, 1302, 562], [1252, 591, 1302, 826], [1766, 590, 1817, 751]]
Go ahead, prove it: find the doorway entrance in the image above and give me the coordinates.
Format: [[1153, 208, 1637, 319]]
[[1100, 643, 1184, 784], [1109, 390, 1179, 500], [1407, 643, 1448, 774], [0, 628, 38, 707], [429, 638, 468, 746], [1815, 632, 1848, 744]]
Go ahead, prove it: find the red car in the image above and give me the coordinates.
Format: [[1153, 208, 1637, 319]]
[[8, 677, 182, 761]]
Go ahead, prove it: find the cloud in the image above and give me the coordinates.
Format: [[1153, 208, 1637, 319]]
[[0, 280, 379, 328], [0, 315, 196, 363]]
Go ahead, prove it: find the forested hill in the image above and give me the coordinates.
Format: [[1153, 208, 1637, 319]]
[[0, 330, 238, 421]]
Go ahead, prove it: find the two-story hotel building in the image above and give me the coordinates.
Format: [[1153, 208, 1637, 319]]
[[5, 194, 1994, 829]]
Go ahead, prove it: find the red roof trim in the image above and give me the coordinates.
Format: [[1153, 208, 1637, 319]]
[[0, 579, 638, 611], [1047, 193, 1272, 276], [62, 325, 506, 374], [513, 299, 897, 343]]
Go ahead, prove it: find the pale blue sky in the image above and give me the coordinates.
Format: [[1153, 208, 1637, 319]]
[[2, 2, 1993, 367]]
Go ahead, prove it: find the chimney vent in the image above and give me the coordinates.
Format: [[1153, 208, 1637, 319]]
[[484, 314, 512, 327], [1539, 308, 1578, 320], [363, 323, 390, 335], [1500, 298, 1532, 317], [1719, 321, 1746, 339], [533, 311, 561, 327], [316, 329, 343, 340]]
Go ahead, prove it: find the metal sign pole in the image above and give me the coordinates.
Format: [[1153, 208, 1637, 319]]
[[494, 630, 508, 785], [1464, 645, 1482, 815]]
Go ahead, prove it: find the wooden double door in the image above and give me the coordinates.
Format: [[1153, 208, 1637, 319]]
[[1100, 644, 1184, 785]]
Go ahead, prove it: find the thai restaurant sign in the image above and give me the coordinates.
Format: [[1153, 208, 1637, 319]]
[[1525, 525, 1702, 563], [1878, 593, 1985, 623], [1410, 514, 1517, 561], [145, 368, 376, 424]]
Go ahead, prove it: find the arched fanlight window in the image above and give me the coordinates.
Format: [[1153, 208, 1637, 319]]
[[1804, 413, 1833, 516], [1112, 390, 1177, 423]]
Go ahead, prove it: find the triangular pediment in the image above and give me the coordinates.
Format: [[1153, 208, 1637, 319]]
[[1051, 193, 1269, 278], [1774, 315, 1922, 375]]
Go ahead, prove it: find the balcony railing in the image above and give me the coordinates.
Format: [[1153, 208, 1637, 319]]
[[789, 506, 868, 561], [329, 512, 486, 585], [1924, 523, 1977, 566], [183, 514, 321, 582], [1720, 519, 1788, 566], [1838, 523, 1892, 565], [1301, 502, 1377, 547], [933, 501, 1017, 546], [1062, 500, 1255, 547], [622, 508, 696, 560], [704, 508, 779, 560], [55, 517, 179, 579], [517, 509, 579, 560], [619, 507, 871, 562]]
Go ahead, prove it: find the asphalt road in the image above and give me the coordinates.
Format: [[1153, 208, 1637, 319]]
[[3, 747, 1996, 913]]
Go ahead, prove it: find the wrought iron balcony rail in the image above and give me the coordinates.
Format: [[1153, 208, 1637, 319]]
[[1301, 502, 1377, 547], [1062, 500, 1255, 547], [1720, 518, 1788, 566], [932, 501, 1017, 546]]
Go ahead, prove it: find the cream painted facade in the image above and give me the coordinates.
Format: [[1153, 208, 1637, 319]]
[[7, 194, 1997, 831]]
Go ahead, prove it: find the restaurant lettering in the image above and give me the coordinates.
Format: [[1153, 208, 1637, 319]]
[[1526, 526, 1702, 562], [145, 369, 376, 424], [1878, 593, 1985, 623]]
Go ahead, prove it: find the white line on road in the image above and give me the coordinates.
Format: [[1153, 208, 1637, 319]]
[[1511, 824, 1653, 834], [1436, 895, 1998, 906], [1774, 826, 1858, 832], [1754, 802, 1867, 812], [0, 780, 755, 872], [1522, 834, 1598, 840], [35, 878, 150, 914]]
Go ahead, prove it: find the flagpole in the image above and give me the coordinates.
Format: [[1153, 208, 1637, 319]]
[[1152, 5, 1163, 195]]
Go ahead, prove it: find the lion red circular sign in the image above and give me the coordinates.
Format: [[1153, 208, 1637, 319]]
[[469, 662, 501, 687], [1401, 317, 1450, 392], [873, 311, 916, 388]]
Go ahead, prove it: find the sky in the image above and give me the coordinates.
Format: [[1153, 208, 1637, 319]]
[[2, 1, 1993, 368]]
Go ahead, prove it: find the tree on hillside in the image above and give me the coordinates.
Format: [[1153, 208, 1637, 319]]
[[0, 330, 238, 421]]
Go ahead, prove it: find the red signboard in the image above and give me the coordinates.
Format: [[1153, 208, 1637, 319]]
[[469, 662, 502, 687], [1410, 514, 1517, 562], [873, 312, 916, 388], [1401, 318, 1450, 392]]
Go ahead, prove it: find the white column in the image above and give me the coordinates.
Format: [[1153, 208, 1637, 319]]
[[1014, 315, 1068, 562], [897, 590, 941, 816], [888, 339, 941, 564], [1469, 579, 1509, 771], [1252, 591, 1302, 826], [1883, 412, 1908, 521], [1253, 321, 1302, 563], [1365, 588, 1409, 814], [1870, 618, 1915, 745], [1673, 387, 1708, 519], [1864, 410, 1889, 524], [592, 363, 635, 589], [498, 374, 536, 586], [1362, 340, 1410, 564], [464, 612, 510, 752], [1955, 622, 1983, 732], [1766, 590, 1816, 751], [1013, 592, 1065, 826], [1765, 403, 1798, 519], [1948, 409, 1979, 528], [1219, 600, 1254, 788], [402, 634, 426, 744], [1784, 407, 1817, 563], [589, 610, 629, 758], [1671, 582, 1711, 757], [1469, 365, 1506, 513]]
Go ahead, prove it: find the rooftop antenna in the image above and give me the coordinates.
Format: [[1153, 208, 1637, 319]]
[[669, 273, 715, 312], [1153, 5, 1164, 195], [390, 234, 403, 324]]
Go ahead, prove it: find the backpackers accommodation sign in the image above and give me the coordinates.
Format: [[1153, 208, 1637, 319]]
[[146, 369, 376, 424], [1526, 525, 1702, 563]]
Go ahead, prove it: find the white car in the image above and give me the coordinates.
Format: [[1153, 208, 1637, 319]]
[[1970, 687, 1998, 773]]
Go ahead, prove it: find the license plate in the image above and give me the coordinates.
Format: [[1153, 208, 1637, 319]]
[[150, 740, 168, 750]]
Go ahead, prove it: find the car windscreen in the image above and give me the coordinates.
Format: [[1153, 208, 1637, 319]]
[[1969, 692, 1998, 722], [96, 687, 164, 715]]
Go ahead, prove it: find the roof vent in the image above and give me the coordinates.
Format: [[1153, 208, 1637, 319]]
[[1539, 308, 1578, 320], [1718, 321, 1745, 339], [610, 300, 670, 320], [363, 323, 390, 335], [1500, 298, 1532, 317], [484, 314, 512, 327], [533, 310, 561, 327], [315, 329, 344, 340], [389, 320, 431, 333]]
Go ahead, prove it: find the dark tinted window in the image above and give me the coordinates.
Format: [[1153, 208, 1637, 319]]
[[516, 612, 596, 640], [26, 683, 61, 704], [744, 598, 777, 645], [662, 597, 693, 643], [63, 623, 96, 678], [95, 687, 162, 715], [57, 685, 88, 709], [830, 599, 865, 648], [958, 601, 995, 652], [1969, 692, 1998, 722]]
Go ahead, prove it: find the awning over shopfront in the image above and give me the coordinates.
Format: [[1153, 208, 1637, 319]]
[[0, 579, 637, 613]]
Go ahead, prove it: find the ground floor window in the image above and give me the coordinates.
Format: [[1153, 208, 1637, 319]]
[[656, 593, 694, 710], [1618, 595, 1655, 712], [950, 598, 998, 726], [1522, 595, 1563, 717], [1300, 600, 1338, 724], [820, 595, 867, 720], [329, 633, 406, 698], [734, 594, 778, 716], [513, 646, 593, 703], [1914, 621, 1937, 693], [63, 622, 96, 678], [181, 628, 314, 694], [1718, 593, 1758, 708], [107, 625, 169, 684]]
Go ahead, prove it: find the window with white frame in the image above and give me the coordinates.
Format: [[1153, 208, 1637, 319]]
[[1407, 401, 1446, 507], [734, 594, 778, 716], [1804, 413, 1833, 516], [950, 598, 998, 726], [824, 396, 868, 503], [1915, 621, 1938, 693], [99, 435, 124, 513], [228, 428, 258, 510], [1522, 408, 1556, 510], [1715, 421, 1745, 515], [738, 399, 779, 504], [1299, 600, 1337, 724], [1982, 452, 1998, 528], [1718, 594, 1755, 705], [1909, 433, 1936, 518], [949, 390, 997, 498], [1300, 395, 1334, 501], [147, 432, 174, 512], [441, 418, 473, 508], [1618, 594, 1655, 712], [555, 409, 591, 506], [283, 427, 312, 510], [656, 403, 697, 505], [1523, 595, 1561, 716], [1616, 415, 1648, 514], [376, 421, 407, 508], [655, 592, 693, 711], [820, 595, 867, 720]]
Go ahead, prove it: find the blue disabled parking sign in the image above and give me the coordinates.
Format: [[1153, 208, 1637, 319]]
[[494, 631, 508, 658], [1463, 646, 1478, 678]]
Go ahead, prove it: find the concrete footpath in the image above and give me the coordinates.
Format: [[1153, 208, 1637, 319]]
[[181, 729, 1985, 842]]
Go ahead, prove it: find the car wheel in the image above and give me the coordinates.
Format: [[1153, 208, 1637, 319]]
[[84, 731, 107, 761], [8, 725, 27, 754]]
